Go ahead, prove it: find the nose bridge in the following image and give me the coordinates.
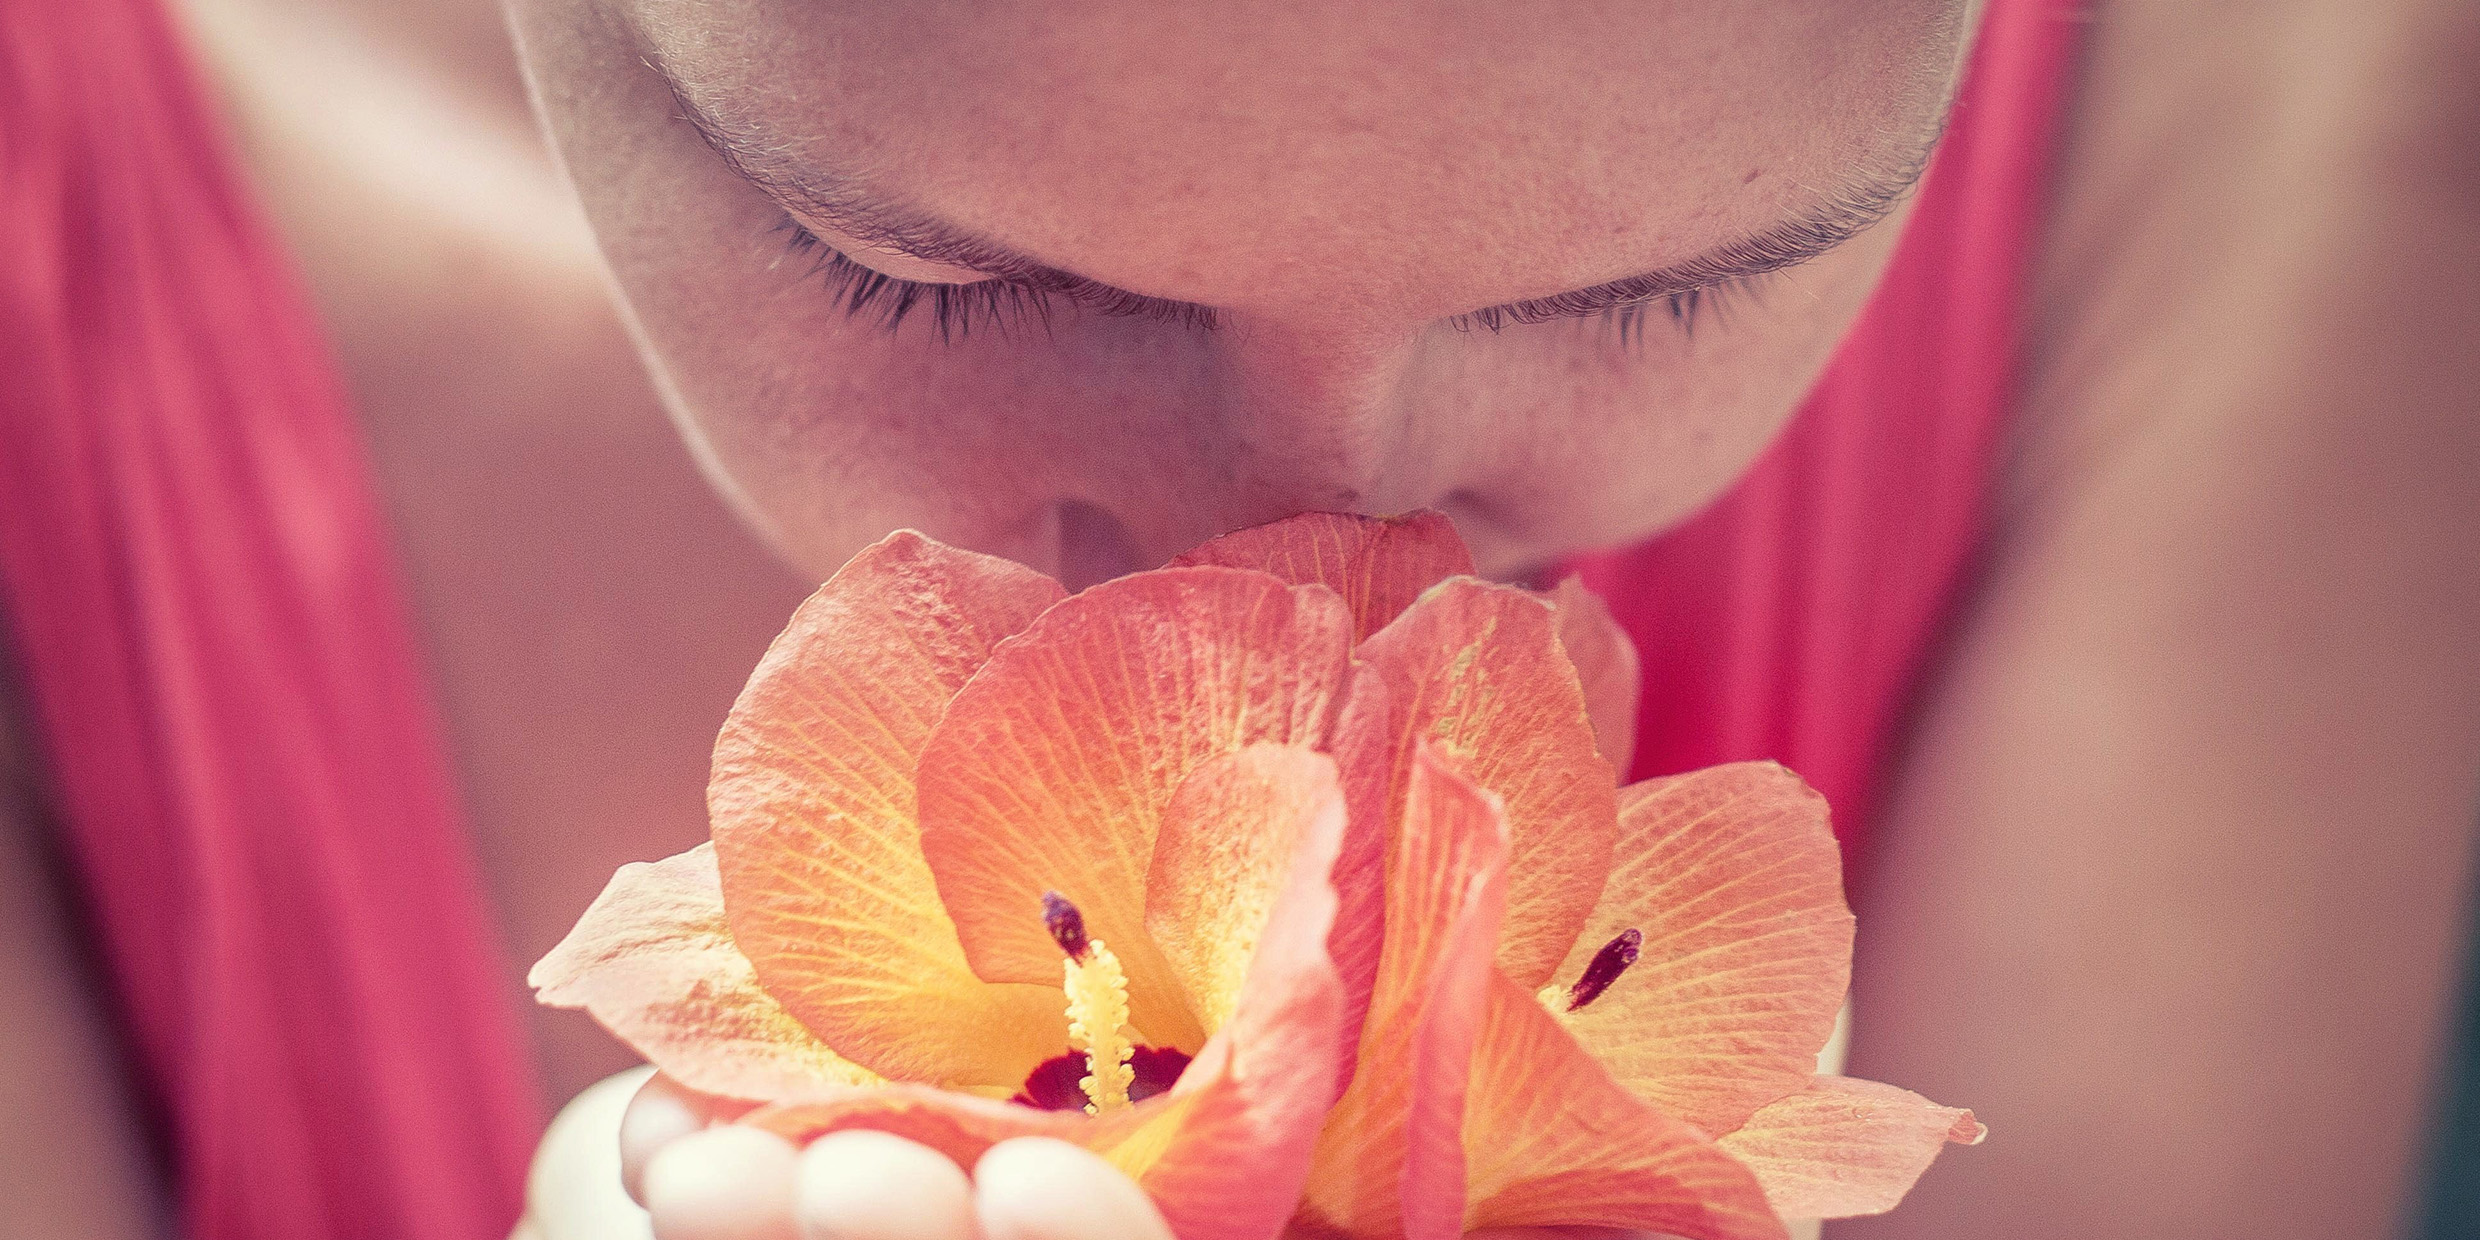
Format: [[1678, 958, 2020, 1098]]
[[1198, 321, 1442, 511]]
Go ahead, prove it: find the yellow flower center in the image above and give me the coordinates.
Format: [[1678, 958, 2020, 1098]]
[[1043, 890, 1137, 1114], [1063, 938, 1136, 1113]]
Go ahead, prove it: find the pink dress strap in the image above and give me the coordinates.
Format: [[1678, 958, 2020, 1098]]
[[1571, 0, 2083, 892], [0, 3, 543, 1238]]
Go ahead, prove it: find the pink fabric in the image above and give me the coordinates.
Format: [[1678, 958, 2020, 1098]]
[[1574, 0, 2081, 893], [0, 4, 542, 1240], [0, 0, 2072, 1235]]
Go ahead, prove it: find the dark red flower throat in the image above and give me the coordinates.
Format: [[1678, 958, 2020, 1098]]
[[1014, 1045, 1193, 1111]]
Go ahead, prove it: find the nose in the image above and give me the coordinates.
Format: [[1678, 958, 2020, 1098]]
[[1183, 321, 1458, 533], [1041, 318, 1478, 586]]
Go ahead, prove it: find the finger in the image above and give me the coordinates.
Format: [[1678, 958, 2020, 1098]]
[[794, 1129, 976, 1240], [624, 1072, 757, 1205], [526, 1067, 657, 1240], [973, 1137, 1174, 1240], [643, 1125, 801, 1240]]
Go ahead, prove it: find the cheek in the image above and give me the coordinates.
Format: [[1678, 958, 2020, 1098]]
[[515, 0, 1150, 574], [1442, 213, 1908, 574], [513, 13, 1303, 576]]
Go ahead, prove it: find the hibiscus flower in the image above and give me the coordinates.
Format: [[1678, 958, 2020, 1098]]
[[1172, 514, 1982, 1240], [532, 511, 1977, 1240], [533, 533, 1360, 1240]]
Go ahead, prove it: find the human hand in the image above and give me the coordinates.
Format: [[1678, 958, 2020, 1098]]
[[517, 1069, 1703, 1240], [518, 1069, 1177, 1240]]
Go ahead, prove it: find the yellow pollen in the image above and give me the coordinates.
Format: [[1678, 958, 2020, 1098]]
[[1063, 938, 1135, 1114], [1535, 983, 1574, 1023]]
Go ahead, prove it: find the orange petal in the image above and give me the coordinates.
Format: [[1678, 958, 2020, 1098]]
[[1339, 577, 1618, 988], [1302, 742, 1508, 1240], [1715, 1075, 1982, 1221], [1550, 763, 1853, 1136], [1319, 667, 1394, 1085], [748, 1083, 1163, 1170], [1459, 974, 1787, 1240], [1135, 732, 1351, 1240], [757, 771, 1351, 1240], [531, 845, 883, 1101], [710, 531, 1069, 1087], [1169, 510, 1475, 642], [917, 566, 1355, 1050], [1396, 771, 1511, 1240], [1543, 575, 1642, 775], [1144, 743, 1346, 1032]]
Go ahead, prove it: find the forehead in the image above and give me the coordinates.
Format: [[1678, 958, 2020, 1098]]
[[629, 0, 1964, 317]]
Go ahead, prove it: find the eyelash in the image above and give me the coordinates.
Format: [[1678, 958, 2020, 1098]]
[[774, 222, 1208, 343], [774, 219, 1759, 346], [1447, 276, 1762, 344]]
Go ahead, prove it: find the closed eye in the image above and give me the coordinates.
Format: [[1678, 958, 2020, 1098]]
[[668, 51, 1937, 349], [774, 221, 1214, 343], [777, 218, 1770, 346], [1447, 273, 1772, 343]]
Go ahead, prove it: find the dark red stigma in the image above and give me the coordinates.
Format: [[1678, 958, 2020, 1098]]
[[1041, 891, 1090, 960], [1567, 927, 1642, 1011], [1012, 1045, 1193, 1111]]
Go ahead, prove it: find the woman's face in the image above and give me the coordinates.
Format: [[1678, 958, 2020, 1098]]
[[507, 0, 1966, 585]]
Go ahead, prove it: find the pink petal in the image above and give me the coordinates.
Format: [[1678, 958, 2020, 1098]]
[[1140, 735, 1351, 1240], [1397, 751, 1510, 1240], [1716, 1075, 1984, 1220], [1337, 577, 1618, 989], [748, 1082, 1158, 1166], [916, 566, 1354, 1050], [1169, 510, 1475, 642], [1320, 666, 1394, 1085], [1458, 974, 1787, 1240], [530, 845, 882, 1101], [1301, 742, 1509, 1240], [1144, 744, 1346, 1032], [756, 749, 1352, 1240], [1543, 575, 1642, 775], [1551, 763, 1854, 1136], [710, 530, 1069, 1086]]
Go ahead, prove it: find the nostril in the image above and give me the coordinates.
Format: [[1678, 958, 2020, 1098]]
[[1055, 500, 1148, 591]]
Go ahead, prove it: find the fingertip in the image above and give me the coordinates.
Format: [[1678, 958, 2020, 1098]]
[[621, 1073, 710, 1205], [623, 1072, 764, 1204], [973, 1137, 1173, 1240], [529, 1067, 659, 1240], [642, 1125, 800, 1240], [794, 1129, 974, 1240]]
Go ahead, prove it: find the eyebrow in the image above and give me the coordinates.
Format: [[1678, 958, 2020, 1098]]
[[655, 58, 1941, 332]]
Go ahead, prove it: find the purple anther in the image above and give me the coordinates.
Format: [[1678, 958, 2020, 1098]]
[[1567, 927, 1642, 1011], [1041, 891, 1091, 960]]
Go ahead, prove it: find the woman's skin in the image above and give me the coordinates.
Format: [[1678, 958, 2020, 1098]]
[[508, 0, 1960, 584], [1, 0, 2474, 1237]]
